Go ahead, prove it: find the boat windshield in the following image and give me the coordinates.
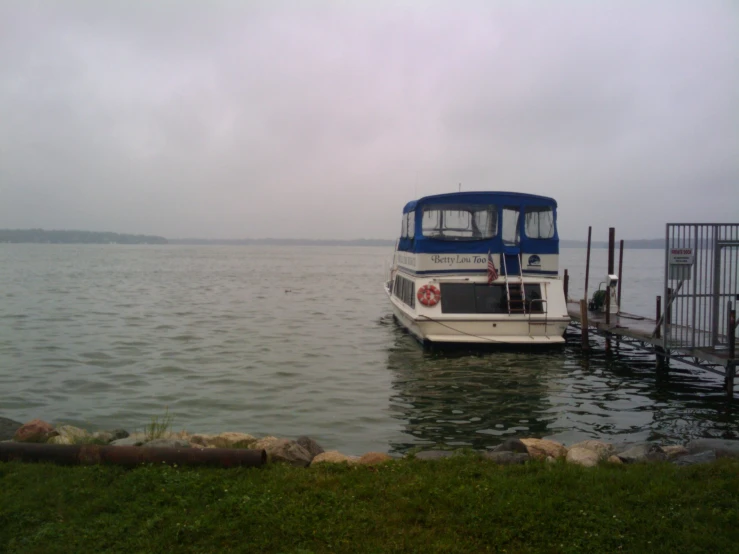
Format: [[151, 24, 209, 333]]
[[421, 204, 497, 241]]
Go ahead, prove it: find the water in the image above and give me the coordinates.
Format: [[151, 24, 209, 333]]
[[1, 245, 737, 454]]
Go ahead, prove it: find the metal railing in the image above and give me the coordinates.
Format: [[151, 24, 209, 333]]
[[664, 224, 739, 352]]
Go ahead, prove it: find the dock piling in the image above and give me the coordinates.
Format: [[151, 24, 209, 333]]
[[617, 239, 624, 309], [564, 269, 569, 300], [580, 299, 589, 351], [584, 227, 592, 303]]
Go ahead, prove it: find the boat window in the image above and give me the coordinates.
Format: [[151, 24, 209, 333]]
[[393, 275, 415, 308], [524, 207, 555, 239], [408, 211, 415, 238], [502, 207, 520, 246], [421, 205, 497, 241], [439, 283, 508, 314]]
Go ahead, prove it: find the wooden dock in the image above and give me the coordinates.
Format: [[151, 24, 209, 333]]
[[566, 300, 738, 394]]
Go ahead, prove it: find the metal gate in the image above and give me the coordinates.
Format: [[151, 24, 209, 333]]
[[664, 224, 739, 354]]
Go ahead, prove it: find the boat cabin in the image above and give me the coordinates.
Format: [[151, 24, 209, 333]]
[[395, 191, 559, 277]]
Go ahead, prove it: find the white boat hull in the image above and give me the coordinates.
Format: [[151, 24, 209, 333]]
[[386, 281, 569, 345]]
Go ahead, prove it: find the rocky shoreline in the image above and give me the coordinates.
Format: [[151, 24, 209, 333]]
[[2, 416, 738, 468]]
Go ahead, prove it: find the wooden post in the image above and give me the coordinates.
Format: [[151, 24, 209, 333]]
[[584, 227, 592, 303], [564, 269, 569, 300], [580, 299, 589, 352], [617, 239, 624, 310], [729, 302, 736, 361], [605, 228, 615, 326], [655, 295, 665, 368]]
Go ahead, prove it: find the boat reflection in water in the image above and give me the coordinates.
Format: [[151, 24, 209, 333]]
[[384, 324, 568, 454]]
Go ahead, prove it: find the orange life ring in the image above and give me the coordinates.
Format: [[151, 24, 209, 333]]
[[417, 284, 441, 307]]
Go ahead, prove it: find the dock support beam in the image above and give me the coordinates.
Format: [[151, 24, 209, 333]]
[[580, 299, 589, 352], [726, 362, 736, 398]]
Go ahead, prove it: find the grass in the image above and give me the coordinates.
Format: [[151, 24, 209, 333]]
[[1, 456, 738, 553], [143, 408, 174, 442]]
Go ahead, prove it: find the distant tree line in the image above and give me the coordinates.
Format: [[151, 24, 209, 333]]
[[167, 238, 395, 246], [0, 229, 168, 244]]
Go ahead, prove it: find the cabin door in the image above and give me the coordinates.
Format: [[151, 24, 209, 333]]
[[502, 207, 521, 276]]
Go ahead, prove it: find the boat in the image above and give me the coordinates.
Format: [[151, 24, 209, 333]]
[[385, 191, 570, 344]]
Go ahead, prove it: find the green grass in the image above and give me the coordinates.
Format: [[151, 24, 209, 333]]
[[143, 408, 174, 442], [1, 457, 738, 553]]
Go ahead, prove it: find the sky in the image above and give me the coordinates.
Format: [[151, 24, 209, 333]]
[[1, 1, 737, 240]]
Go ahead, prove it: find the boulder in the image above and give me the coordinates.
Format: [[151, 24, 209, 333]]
[[47, 425, 90, 445], [672, 450, 717, 466], [13, 419, 57, 443], [358, 452, 393, 465], [520, 438, 567, 460], [483, 451, 529, 465], [311, 451, 360, 465], [189, 432, 256, 449], [662, 445, 690, 460], [254, 438, 312, 467], [91, 431, 115, 444], [110, 434, 146, 447], [296, 436, 325, 458], [568, 440, 614, 460], [492, 438, 528, 454], [414, 450, 455, 461], [686, 439, 739, 459], [566, 446, 600, 467], [607, 455, 623, 465], [111, 429, 130, 440], [0, 417, 23, 441], [617, 443, 666, 463], [143, 438, 191, 448]]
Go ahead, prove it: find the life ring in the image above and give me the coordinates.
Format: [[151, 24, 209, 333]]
[[417, 284, 441, 307]]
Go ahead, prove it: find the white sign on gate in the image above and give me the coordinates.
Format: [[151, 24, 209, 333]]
[[669, 248, 694, 280], [669, 248, 695, 265]]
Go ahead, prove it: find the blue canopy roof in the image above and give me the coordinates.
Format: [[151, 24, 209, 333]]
[[403, 191, 556, 214], [398, 191, 559, 255]]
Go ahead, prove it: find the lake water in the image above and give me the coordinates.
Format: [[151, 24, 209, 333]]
[[1, 245, 737, 454]]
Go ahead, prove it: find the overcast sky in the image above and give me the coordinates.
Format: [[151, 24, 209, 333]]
[[1, 1, 737, 240]]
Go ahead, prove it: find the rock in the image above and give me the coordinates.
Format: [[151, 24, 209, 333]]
[[566, 446, 600, 467], [189, 432, 256, 449], [0, 417, 23, 441], [414, 450, 455, 461], [111, 429, 129, 440], [492, 438, 528, 454], [617, 443, 666, 463], [252, 436, 281, 450], [672, 450, 717, 466], [520, 438, 568, 460], [296, 436, 325, 458], [47, 425, 90, 445], [483, 451, 529, 465], [110, 434, 146, 447], [13, 419, 57, 443], [91, 431, 115, 444], [254, 438, 312, 467], [358, 452, 393, 465], [662, 445, 690, 460], [686, 439, 739, 459], [569, 440, 614, 460], [143, 438, 191, 448], [311, 451, 360, 465], [607, 455, 623, 465]]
